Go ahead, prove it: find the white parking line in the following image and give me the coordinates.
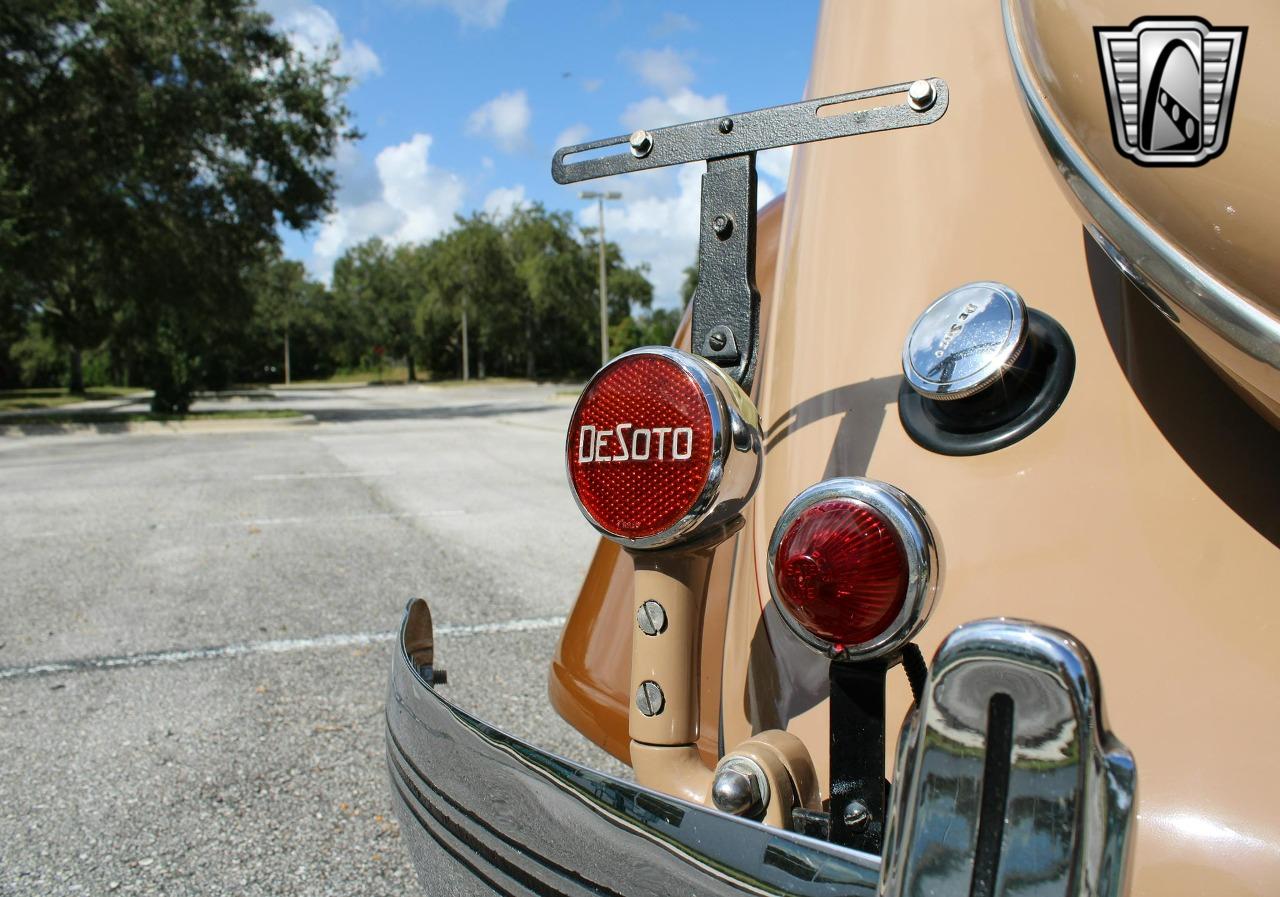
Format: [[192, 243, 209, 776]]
[[251, 471, 397, 480], [0, 615, 567, 681], [12, 509, 469, 540], [215, 510, 467, 527]]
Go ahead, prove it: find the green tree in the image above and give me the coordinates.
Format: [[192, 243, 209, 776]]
[[0, 0, 356, 409], [332, 239, 423, 382], [608, 307, 683, 357], [502, 204, 596, 378], [247, 255, 332, 383], [418, 216, 522, 379], [640, 307, 682, 346], [680, 263, 699, 308], [578, 228, 654, 326]]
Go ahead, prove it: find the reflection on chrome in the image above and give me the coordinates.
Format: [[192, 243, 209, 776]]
[[881, 619, 1137, 897]]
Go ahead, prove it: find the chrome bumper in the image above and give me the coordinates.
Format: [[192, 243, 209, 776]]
[[387, 601, 1135, 897], [386, 599, 881, 897]]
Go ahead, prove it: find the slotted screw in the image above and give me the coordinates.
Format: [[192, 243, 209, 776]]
[[636, 680, 665, 717], [636, 600, 667, 636]]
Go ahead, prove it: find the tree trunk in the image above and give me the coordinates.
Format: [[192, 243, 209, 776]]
[[478, 343, 485, 380], [461, 301, 469, 382], [283, 329, 291, 385], [68, 347, 85, 395], [406, 353, 416, 383], [525, 315, 535, 380]]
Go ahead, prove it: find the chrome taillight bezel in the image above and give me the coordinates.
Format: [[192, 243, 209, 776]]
[[767, 478, 941, 661]]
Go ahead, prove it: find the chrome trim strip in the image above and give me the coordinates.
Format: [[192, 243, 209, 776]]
[[766, 478, 940, 662], [565, 346, 762, 550], [387, 599, 881, 896], [881, 618, 1137, 897], [1002, 0, 1280, 382]]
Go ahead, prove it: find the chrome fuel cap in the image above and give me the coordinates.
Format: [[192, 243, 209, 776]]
[[902, 282, 1029, 400]]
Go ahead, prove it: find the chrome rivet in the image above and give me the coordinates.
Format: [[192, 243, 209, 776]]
[[907, 79, 936, 113], [718, 117, 734, 134], [629, 129, 654, 158], [636, 680, 665, 716], [843, 800, 871, 830], [712, 757, 770, 818], [636, 600, 667, 636]]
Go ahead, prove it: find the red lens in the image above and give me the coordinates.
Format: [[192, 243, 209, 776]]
[[568, 354, 715, 540], [774, 498, 908, 647]]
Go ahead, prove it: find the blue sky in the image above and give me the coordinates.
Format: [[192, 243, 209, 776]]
[[263, 0, 819, 308]]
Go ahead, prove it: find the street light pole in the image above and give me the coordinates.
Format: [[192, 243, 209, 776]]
[[580, 190, 622, 368]]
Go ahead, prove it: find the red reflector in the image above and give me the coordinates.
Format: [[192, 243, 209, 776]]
[[568, 353, 714, 540], [773, 498, 908, 647]]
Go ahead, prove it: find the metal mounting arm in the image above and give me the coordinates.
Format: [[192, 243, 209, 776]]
[[552, 78, 949, 392]]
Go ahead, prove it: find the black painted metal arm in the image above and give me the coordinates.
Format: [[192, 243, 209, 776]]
[[551, 79, 949, 391]]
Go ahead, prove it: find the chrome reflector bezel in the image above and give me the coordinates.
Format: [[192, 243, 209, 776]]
[[565, 346, 762, 550], [767, 478, 941, 661]]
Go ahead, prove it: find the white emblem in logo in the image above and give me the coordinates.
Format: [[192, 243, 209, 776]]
[[1095, 17, 1246, 166]]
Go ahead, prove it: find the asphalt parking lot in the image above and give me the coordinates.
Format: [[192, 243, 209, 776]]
[[0, 383, 625, 896]]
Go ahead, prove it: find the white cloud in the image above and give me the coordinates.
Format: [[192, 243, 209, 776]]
[[624, 47, 694, 94], [651, 12, 697, 37], [581, 78, 603, 93], [576, 166, 700, 310], [466, 90, 532, 153], [482, 185, 527, 219], [340, 40, 382, 79], [409, 0, 509, 28], [553, 123, 591, 150], [582, 165, 783, 311], [757, 146, 793, 187], [578, 93, 790, 310], [259, 0, 383, 80], [310, 133, 464, 279], [621, 87, 728, 131]]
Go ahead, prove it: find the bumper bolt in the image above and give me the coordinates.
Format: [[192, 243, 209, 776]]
[[843, 800, 871, 830], [712, 757, 769, 818], [636, 680, 665, 716], [629, 129, 654, 158], [636, 600, 667, 636], [718, 117, 734, 134], [907, 79, 936, 113]]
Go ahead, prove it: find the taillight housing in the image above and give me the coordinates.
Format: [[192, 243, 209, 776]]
[[566, 347, 761, 549], [767, 479, 939, 661]]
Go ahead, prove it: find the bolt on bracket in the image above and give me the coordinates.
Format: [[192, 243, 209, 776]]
[[552, 79, 950, 392]]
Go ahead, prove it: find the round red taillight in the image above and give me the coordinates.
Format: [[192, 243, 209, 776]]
[[566, 348, 761, 548], [768, 479, 939, 660]]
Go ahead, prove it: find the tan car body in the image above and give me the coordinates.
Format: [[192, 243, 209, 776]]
[[552, 2, 1280, 894]]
